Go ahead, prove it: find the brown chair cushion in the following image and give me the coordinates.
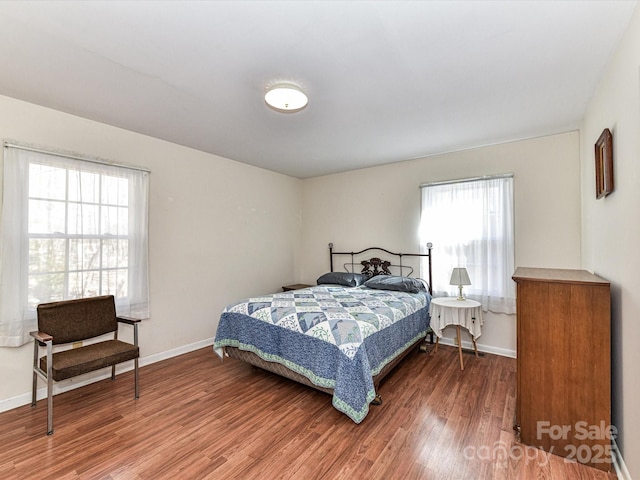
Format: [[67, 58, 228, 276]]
[[40, 340, 139, 381], [37, 296, 118, 345]]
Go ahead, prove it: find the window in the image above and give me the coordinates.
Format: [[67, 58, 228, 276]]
[[0, 144, 150, 347], [419, 175, 515, 314]]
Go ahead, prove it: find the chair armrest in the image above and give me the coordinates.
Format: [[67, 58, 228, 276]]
[[116, 316, 140, 347], [30, 331, 53, 343], [116, 316, 141, 325]]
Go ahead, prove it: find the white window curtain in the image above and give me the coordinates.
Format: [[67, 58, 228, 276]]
[[419, 175, 515, 314], [0, 144, 150, 347]]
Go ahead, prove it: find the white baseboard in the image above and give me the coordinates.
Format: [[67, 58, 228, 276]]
[[0, 337, 215, 414], [138, 337, 215, 368], [613, 438, 631, 480], [436, 336, 517, 359]]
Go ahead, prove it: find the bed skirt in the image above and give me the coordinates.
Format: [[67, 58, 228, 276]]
[[223, 334, 424, 398]]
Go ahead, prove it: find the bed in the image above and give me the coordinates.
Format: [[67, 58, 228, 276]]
[[213, 243, 433, 423]]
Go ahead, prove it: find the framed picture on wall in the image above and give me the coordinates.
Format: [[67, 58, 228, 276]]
[[595, 128, 613, 199]]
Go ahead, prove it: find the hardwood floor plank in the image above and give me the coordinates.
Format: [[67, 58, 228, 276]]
[[0, 345, 617, 479]]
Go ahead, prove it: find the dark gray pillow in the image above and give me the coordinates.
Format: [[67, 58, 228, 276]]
[[363, 275, 426, 293], [316, 272, 367, 287]]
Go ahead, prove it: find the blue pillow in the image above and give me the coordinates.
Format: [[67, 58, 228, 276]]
[[316, 272, 367, 287], [363, 275, 426, 293]]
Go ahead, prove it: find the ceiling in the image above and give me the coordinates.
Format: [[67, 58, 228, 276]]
[[0, 1, 637, 179]]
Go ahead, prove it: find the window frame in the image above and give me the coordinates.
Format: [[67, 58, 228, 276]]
[[419, 174, 515, 314], [0, 143, 150, 347], [26, 161, 133, 307]]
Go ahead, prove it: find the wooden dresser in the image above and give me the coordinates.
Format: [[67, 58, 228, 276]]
[[512, 267, 611, 471]]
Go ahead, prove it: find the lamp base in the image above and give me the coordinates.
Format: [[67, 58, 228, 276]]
[[456, 285, 465, 301]]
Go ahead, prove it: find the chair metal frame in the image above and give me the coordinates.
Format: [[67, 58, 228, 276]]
[[30, 296, 140, 435]]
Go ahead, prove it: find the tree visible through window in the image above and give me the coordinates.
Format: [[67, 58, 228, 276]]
[[0, 144, 150, 347], [28, 162, 131, 307]]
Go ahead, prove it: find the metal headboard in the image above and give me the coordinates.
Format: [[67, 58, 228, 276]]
[[328, 243, 433, 295]]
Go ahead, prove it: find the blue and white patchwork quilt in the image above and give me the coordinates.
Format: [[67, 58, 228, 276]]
[[213, 285, 431, 423]]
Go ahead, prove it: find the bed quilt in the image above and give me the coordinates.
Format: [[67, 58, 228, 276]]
[[213, 285, 431, 423]]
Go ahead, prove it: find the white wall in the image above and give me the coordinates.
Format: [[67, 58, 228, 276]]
[[580, 4, 640, 476], [0, 95, 302, 408], [299, 132, 582, 356]]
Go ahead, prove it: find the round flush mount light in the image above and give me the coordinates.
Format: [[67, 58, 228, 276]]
[[264, 83, 308, 113]]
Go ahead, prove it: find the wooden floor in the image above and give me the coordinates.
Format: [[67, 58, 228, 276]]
[[0, 345, 617, 479]]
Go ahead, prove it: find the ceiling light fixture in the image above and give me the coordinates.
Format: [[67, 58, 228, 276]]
[[264, 83, 308, 113]]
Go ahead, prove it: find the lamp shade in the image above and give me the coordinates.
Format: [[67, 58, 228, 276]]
[[449, 268, 471, 286]]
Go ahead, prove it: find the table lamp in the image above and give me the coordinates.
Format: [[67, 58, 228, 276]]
[[449, 267, 471, 300]]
